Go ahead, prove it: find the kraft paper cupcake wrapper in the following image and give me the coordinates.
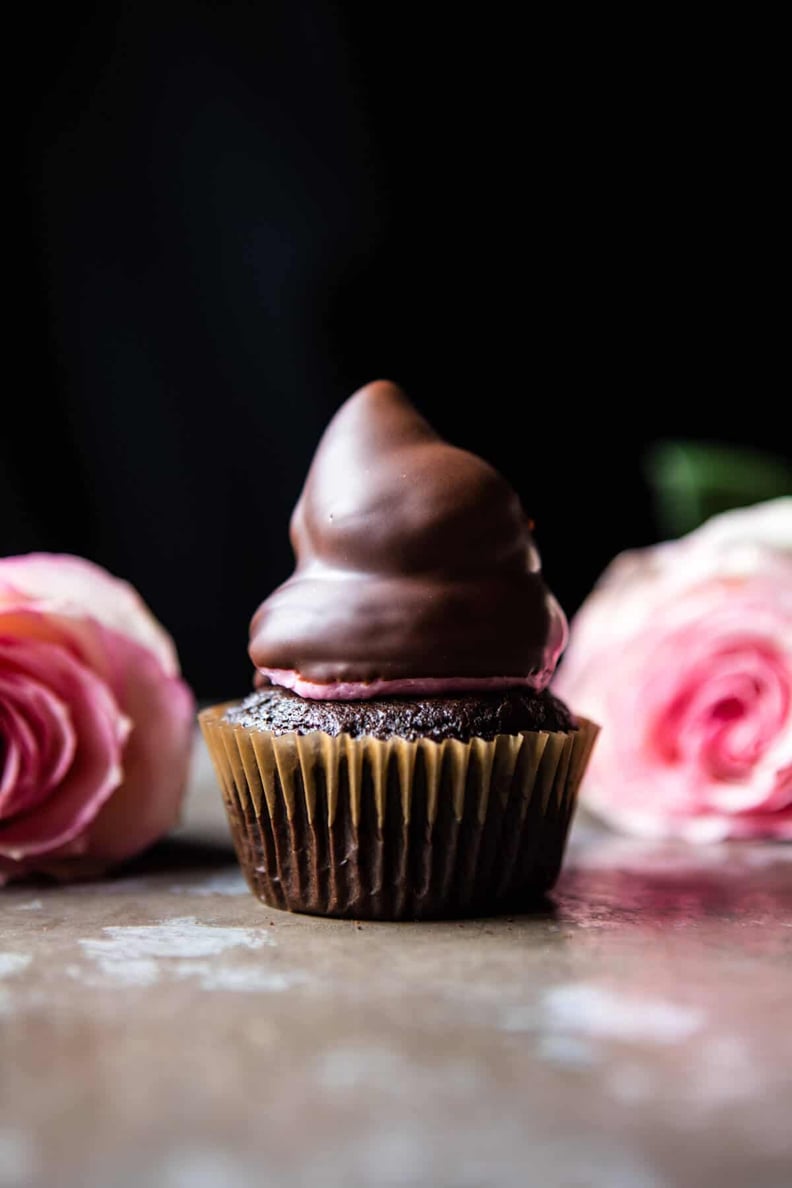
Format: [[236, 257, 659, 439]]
[[199, 706, 598, 921]]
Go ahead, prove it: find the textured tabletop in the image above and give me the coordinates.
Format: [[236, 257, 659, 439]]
[[2, 739, 791, 1188]]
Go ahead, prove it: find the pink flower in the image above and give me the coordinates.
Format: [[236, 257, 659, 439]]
[[554, 499, 792, 842], [0, 554, 194, 881]]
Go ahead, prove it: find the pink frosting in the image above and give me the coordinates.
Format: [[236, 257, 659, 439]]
[[257, 669, 552, 701]]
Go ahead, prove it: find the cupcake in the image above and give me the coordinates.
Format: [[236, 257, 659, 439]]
[[200, 381, 597, 919]]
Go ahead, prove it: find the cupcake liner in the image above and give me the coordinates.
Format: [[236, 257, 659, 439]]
[[199, 705, 598, 920]]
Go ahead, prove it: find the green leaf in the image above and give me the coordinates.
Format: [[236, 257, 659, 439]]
[[644, 441, 792, 538]]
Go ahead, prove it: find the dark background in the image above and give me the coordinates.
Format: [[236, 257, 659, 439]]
[[7, 2, 785, 699]]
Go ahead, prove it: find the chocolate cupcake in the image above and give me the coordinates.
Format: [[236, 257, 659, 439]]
[[200, 381, 597, 919]]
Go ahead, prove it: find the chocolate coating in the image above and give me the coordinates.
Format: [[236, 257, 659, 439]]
[[249, 380, 567, 688], [225, 685, 576, 742]]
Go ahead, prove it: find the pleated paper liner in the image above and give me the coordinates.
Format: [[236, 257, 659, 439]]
[[199, 704, 598, 920]]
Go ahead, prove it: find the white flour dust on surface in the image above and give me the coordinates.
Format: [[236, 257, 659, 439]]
[[0, 954, 32, 979], [187, 965, 309, 993], [79, 916, 272, 962], [73, 916, 303, 992], [542, 983, 704, 1045], [14, 899, 43, 911], [536, 1034, 598, 1067]]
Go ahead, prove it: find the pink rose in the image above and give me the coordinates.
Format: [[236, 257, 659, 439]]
[[0, 554, 194, 881], [554, 499, 792, 842]]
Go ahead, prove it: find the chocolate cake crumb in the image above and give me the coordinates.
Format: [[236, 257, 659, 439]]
[[225, 684, 576, 742]]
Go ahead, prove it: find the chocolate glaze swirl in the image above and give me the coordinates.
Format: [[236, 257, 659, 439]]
[[249, 381, 567, 692]]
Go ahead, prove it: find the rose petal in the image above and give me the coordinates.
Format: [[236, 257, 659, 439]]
[[679, 496, 792, 559], [0, 638, 128, 860], [589, 803, 792, 843], [0, 607, 182, 718], [0, 711, 22, 801], [0, 671, 76, 816], [1, 634, 194, 880], [0, 554, 178, 676], [70, 636, 194, 864]]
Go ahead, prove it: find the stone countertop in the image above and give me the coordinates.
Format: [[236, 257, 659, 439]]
[[1, 741, 791, 1188]]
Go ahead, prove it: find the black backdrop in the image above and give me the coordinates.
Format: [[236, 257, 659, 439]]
[[8, 3, 785, 698]]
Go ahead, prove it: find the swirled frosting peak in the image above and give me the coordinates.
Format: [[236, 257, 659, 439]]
[[250, 381, 567, 699]]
